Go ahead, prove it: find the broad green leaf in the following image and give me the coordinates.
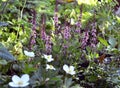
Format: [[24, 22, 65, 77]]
[[70, 9, 76, 18], [22, 64, 36, 74], [64, 78, 73, 88], [82, 12, 93, 24], [116, 16, 120, 23], [98, 37, 109, 46]]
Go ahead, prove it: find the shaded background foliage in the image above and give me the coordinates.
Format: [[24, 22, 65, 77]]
[[0, 0, 120, 88]]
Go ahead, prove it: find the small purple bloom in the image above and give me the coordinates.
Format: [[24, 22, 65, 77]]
[[41, 29, 47, 41], [45, 35, 52, 54], [81, 30, 90, 49], [54, 13, 58, 27], [76, 22, 81, 28], [29, 10, 37, 50], [90, 22, 97, 47], [63, 25, 71, 40]]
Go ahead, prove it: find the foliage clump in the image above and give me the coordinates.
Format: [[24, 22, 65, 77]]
[[0, 0, 120, 88]]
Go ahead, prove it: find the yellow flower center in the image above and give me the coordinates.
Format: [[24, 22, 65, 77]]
[[47, 56, 50, 59], [68, 69, 72, 73], [50, 65, 53, 69], [17, 81, 23, 85]]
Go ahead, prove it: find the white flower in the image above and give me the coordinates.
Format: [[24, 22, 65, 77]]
[[24, 50, 35, 57], [46, 64, 56, 70], [9, 74, 30, 87], [63, 64, 76, 75], [43, 54, 54, 62]]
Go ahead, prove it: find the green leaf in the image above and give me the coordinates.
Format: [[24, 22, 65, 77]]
[[0, 60, 7, 65], [98, 37, 109, 46], [22, 64, 36, 74], [116, 16, 120, 23], [64, 78, 73, 88], [50, 76, 62, 82]]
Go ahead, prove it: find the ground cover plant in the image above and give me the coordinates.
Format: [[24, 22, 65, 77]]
[[0, 0, 120, 88]]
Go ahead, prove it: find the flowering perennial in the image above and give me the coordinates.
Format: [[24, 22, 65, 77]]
[[90, 22, 97, 47], [45, 35, 52, 54], [9, 74, 30, 87], [43, 54, 54, 62], [81, 30, 90, 49], [46, 64, 56, 70], [29, 10, 37, 50], [63, 64, 76, 75], [63, 25, 71, 40]]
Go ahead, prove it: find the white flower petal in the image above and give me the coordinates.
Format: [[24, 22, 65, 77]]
[[63, 65, 76, 75], [70, 71, 76, 75], [9, 82, 19, 87], [29, 52, 35, 57], [63, 64, 69, 73], [9, 74, 30, 87], [47, 58, 54, 62], [46, 64, 50, 70], [52, 66, 56, 70], [47, 55, 50, 57], [20, 82, 29, 87], [24, 50, 28, 55], [24, 50, 35, 57], [43, 54, 47, 59], [21, 74, 30, 83], [12, 75, 21, 84], [70, 66, 74, 71], [43, 54, 54, 62], [46, 64, 56, 70]]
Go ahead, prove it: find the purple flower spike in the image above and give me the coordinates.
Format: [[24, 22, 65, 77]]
[[54, 13, 59, 27], [76, 22, 81, 28], [41, 29, 47, 41], [90, 22, 97, 48], [45, 35, 52, 54], [63, 25, 71, 40], [29, 10, 37, 50], [81, 30, 90, 49]]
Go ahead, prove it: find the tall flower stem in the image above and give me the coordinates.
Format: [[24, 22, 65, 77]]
[[40, 14, 52, 54], [90, 10, 97, 48], [54, 0, 60, 34], [40, 14, 46, 41], [29, 10, 37, 50]]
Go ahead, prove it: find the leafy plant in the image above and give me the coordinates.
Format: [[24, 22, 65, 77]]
[[0, 0, 120, 87]]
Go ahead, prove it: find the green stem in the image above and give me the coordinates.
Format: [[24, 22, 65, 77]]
[[20, 0, 27, 19]]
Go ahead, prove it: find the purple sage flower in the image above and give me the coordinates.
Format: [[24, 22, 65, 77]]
[[81, 30, 90, 49], [76, 22, 81, 28], [29, 10, 37, 50], [41, 29, 47, 41], [45, 35, 52, 54], [63, 25, 71, 40], [54, 13, 58, 27], [90, 22, 97, 47]]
